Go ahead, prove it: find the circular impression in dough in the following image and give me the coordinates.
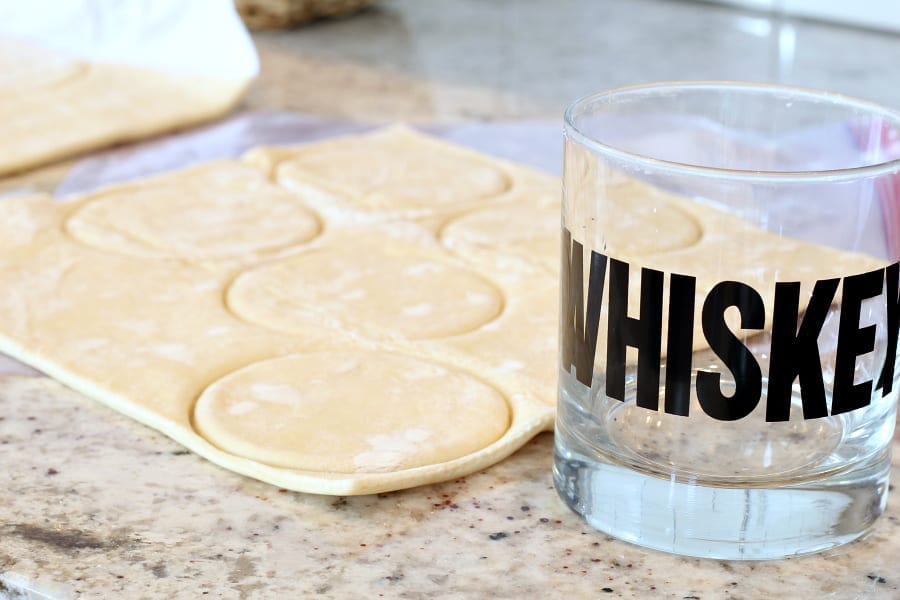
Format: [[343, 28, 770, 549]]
[[193, 351, 510, 473], [227, 233, 504, 340], [441, 201, 561, 272], [276, 131, 511, 213], [66, 163, 321, 262], [565, 180, 703, 256]]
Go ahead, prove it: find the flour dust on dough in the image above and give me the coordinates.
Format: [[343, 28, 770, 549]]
[[227, 227, 505, 340], [266, 126, 515, 218], [194, 351, 511, 473], [0, 131, 561, 495], [65, 161, 321, 267], [426, 278, 560, 408], [441, 195, 562, 276]]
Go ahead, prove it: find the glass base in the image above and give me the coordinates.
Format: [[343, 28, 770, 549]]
[[553, 434, 891, 560]]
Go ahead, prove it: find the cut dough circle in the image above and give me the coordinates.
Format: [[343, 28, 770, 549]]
[[227, 231, 504, 340], [275, 128, 512, 214], [193, 351, 511, 473], [440, 278, 560, 406], [65, 163, 321, 263], [441, 200, 561, 273], [565, 180, 703, 256], [606, 182, 703, 255]]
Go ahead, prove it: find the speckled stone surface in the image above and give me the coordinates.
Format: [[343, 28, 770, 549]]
[[3, 1, 900, 598], [0, 376, 897, 599]]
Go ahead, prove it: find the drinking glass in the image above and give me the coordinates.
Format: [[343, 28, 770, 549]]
[[554, 81, 900, 559]]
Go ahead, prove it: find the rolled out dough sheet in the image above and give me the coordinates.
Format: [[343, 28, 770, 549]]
[[0, 129, 559, 495], [0, 38, 250, 177], [0, 126, 885, 495]]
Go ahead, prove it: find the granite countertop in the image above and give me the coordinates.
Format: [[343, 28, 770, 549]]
[[3, 1, 900, 598], [1, 377, 897, 599]]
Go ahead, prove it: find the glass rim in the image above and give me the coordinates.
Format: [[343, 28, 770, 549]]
[[564, 80, 900, 183]]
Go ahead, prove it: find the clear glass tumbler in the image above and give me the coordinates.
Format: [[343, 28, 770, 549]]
[[554, 82, 900, 559]]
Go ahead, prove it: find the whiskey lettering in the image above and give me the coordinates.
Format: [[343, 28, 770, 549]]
[[561, 228, 900, 422]]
